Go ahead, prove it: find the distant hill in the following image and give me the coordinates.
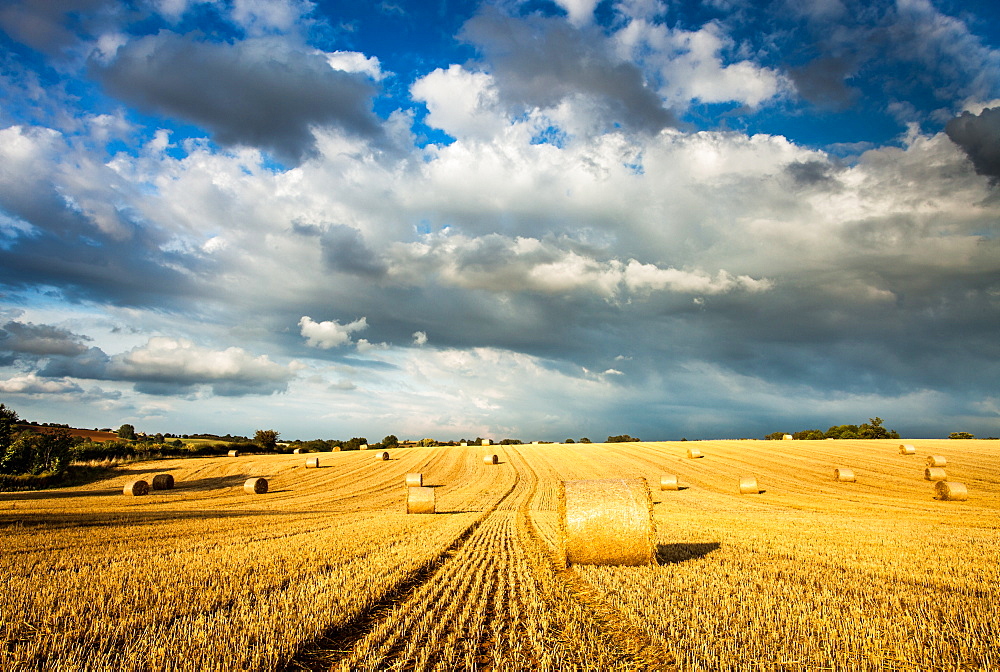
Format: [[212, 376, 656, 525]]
[[15, 425, 119, 443]]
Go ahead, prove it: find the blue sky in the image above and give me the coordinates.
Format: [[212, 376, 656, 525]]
[[0, 0, 998, 441]]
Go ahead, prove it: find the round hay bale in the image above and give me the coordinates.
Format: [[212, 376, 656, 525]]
[[782, 434, 793, 440], [833, 468, 856, 482], [151, 473, 174, 490], [686, 448, 703, 458], [926, 455, 947, 467], [244, 477, 268, 494], [360, 444, 369, 450], [228, 450, 240, 457], [376, 451, 389, 461], [292, 448, 301, 454], [405, 473, 423, 487], [305, 457, 320, 468], [330, 446, 341, 452], [659, 474, 679, 491], [924, 467, 947, 481], [123, 480, 149, 496], [558, 478, 655, 566], [898, 444, 916, 455], [738, 476, 760, 494], [407, 486, 436, 514], [483, 454, 499, 465], [934, 481, 968, 501]]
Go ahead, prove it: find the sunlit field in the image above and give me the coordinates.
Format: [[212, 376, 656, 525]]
[[1, 440, 997, 671]]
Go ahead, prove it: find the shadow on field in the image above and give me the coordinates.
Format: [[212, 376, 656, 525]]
[[0, 507, 290, 531], [656, 541, 720, 565]]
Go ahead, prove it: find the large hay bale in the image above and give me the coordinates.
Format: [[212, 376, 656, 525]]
[[330, 446, 341, 452], [738, 476, 760, 494], [292, 448, 301, 454], [244, 477, 268, 494], [686, 448, 703, 458], [926, 455, 947, 467], [228, 449, 240, 457], [659, 474, 679, 491], [898, 444, 916, 455], [407, 486, 436, 514], [376, 451, 390, 461], [305, 457, 320, 468], [924, 467, 947, 481], [782, 434, 793, 440], [558, 478, 655, 566], [405, 473, 423, 487], [833, 468, 856, 482], [483, 454, 499, 465], [123, 480, 149, 496], [151, 473, 174, 490], [934, 481, 968, 501]]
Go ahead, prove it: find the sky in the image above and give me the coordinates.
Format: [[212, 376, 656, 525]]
[[0, 0, 998, 442]]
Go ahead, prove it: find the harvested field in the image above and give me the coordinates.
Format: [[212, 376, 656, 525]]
[[1, 440, 998, 670]]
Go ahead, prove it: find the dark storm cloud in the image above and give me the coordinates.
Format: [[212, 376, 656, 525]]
[[319, 225, 388, 277], [945, 108, 1000, 182], [459, 8, 676, 133], [0, 0, 107, 54], [788, 56, 859, 110], [95, 33, 384, 164], [784, 159, 839, 187], [0, 321, 91, 357]]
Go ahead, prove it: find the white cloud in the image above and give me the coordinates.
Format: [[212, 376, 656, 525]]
[[324, 50, 384, 80], [412, 331, 428, 346], [410, 65, 507, 140], [112, 337, 292, 387], [0, 373, 81, 395], [614, 19, 791, 108], [299, 316, 368, 349], [553, 0, 600, 26]]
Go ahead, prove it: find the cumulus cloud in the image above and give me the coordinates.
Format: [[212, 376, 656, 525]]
[[0, 372, 82, 395], [299, 316, 368, 349], [94, 33, 383, 164]]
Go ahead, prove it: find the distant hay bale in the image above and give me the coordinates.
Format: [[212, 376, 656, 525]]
[[407, 486, 435, 514], [483, 454, 499, 465], [934, 481, 968, 501], [460, 441, 468, 447], [360, 444, 369, 450], [305, 457, 320, 468], [659, 474, 679, 491], [926, 455, 947, 467], [782, 434, 793, 440], [244, 477, 268, 494], [330, 446, 341, 452], [924, 467, 947, 481], [738, 477, 760, 494], [559, 478, 655, 566], [687, 448, 703, 458], [898, 444, 916, 455], [376, 451, 390, 461], [228, 450, 240, 457], [123, 480, 149, 496], [833, 468, 856, 482], [151, 473, 174, 490], [405, 473, 423, 487], [292, 448, 301, 454], [481, 439, 491, 446]]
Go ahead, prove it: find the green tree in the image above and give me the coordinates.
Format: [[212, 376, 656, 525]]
[[565, 438, 575, 444], [793, 429, 825, 440], [381, 434, 399, 448], [858, 417, 898, 439], [117, 424, 136, 440], [254, 429, 279, 451], [764, 431, 787, 440], [0, 403, 18, 458], [607, 434, 640, 443], [949, 431, 975, 439], [1, 428, 73, 475]]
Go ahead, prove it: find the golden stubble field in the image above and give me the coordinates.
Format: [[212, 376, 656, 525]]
[[1, 440, 997, 671]]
